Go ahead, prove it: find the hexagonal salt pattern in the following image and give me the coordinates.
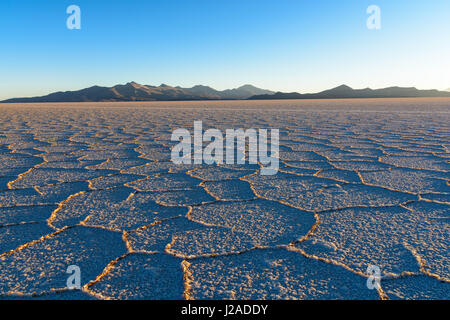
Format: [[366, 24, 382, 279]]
[[0, 99, 448, 299]]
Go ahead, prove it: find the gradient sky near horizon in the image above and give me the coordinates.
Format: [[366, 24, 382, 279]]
[[1, 0, 449, 100]]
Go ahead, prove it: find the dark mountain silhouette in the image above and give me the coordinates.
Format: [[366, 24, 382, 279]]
[[252, 92, 304, 100], [220, 84, 277, 99], [249, 84, 450, 100], [3, 83, 450, 103], [182, 85, 222, 99], [2, 82, 274, 103]]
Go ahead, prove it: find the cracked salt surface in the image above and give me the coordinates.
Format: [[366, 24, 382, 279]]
[[0, 99, 448, 299]]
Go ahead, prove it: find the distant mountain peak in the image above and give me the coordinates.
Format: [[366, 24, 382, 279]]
[[332, 84, 353, 90], [124, 81, 145, 89], [191, 85, 214, 89], [237, 84, 259, 90], [218, 84, 274, 99]]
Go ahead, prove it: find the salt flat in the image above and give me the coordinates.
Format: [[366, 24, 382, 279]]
[[0, 98, 449, 300]]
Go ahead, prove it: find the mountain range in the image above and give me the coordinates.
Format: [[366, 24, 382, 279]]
[[2, 83, 450, 103], [1, 82, 274, 103], [249, 85, 450, 100]]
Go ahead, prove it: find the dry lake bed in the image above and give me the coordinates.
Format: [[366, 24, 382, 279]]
[[0, 98, 449, 300]]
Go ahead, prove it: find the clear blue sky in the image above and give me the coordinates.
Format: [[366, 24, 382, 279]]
[[1, 0, 449, 99]]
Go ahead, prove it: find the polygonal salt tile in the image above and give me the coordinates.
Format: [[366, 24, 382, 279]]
[[85, 158, 151, 170], [187, 249, 379, 299], [9, 168, 115, 189], [282, 161, 334, 170], [188, 166, 256, 181], [403, 145, 447, 154], [382, 148, 432, 157], [402, 201, 449, 279], [88, 253, 184, 300], [36, 144, 88, 154], [82, 193, 188, 231], [243, 172, 337, 200], [0, 168, 31, 178], [167, 226, 255, 258], [49, 187, 135, 228], [284, 184, 416, 212], [70, 136, 107, 145], [75, 149, 141, 160], [360, 168, 450, 194], [316, 149, 372, 161], [330, 160, 392, 171], [127, 173, 202, 192], [380, 156, 450, 171], [0, 223, 54, 254], [381, 275, 450, 300], [217, 163, 261, 171], [9, 140, 50, 149], [416, 169, 450, 180], [144, 188, 216, 206], [202, 180, 256, 201], [403, 201, 449, 220], [331, 142, 380, 149], [297, 206, 423, 276], [41, 153, 83, 162], [316, 169, 362, 183], [0, 205, 57, 225], [38, 160, 103, 169], [137, 147, 172, 161], [123, 161, 198, 175], [1, 289, 97, 300], [420, 193, 450, 204], [89, 174, 146, 189], [0, 226, 127, 296], [126, 217, 204, 252], [345, 147, 384, 158], [189, 199, 315, 246], [279, 150, 327, 161], [278, 166, 318, 176], [287, 143, 336, 152], [10, 148, 43, 156], [37, 181, 90, 199], [0, 155, 44, 169], [0, 182, 89, 207]]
